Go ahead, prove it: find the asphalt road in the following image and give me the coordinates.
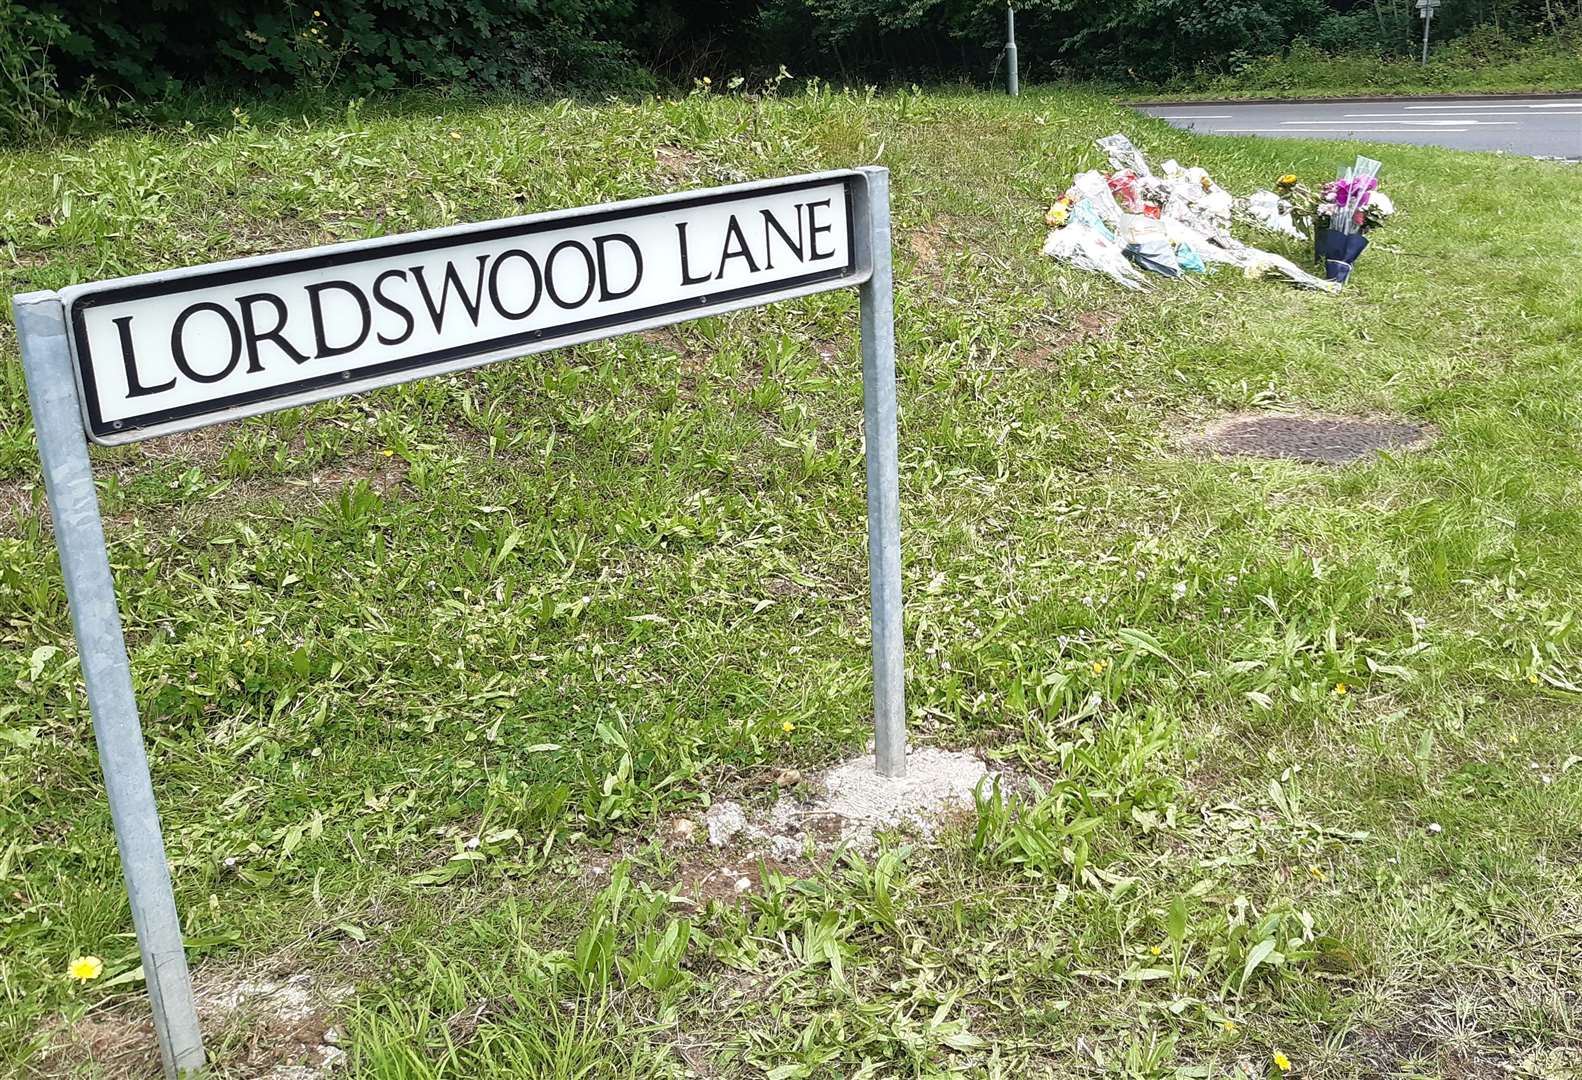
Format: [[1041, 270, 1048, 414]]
[[1136, 96, 1582, 159]]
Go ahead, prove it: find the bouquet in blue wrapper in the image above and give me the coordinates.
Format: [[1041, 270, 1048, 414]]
[[1315, 156, 1381, 286]]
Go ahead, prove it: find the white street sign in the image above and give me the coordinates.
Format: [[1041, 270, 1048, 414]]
[[63, 172, 862, 444]]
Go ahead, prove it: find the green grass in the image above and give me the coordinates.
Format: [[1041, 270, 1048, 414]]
[[1130, 34, 1582, 100], [2, 84, 1581, 1079]]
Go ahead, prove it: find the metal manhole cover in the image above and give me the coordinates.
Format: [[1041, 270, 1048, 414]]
[[1190, 413, 1431, 464]]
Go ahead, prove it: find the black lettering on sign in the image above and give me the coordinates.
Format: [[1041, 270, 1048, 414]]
[[716, 214, 760, 278], [411, 255, 489, 331], [171, 302, 242, 384], [594, 233, 643, 302], [114, 315, 175, 398], [237, 292, 308, 373], [306, 281, 372, 359], [760, 206, 804, 271], [675, 222, 712, 286], [488, 249, 543, 321], [373, 269, 415, 346], [545, 240, 596, 309], [806, 199, 836, 261]]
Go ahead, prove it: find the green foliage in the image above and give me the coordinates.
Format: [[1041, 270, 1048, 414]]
[[33, 0, 655, 103], [0, 0, 68, 140]]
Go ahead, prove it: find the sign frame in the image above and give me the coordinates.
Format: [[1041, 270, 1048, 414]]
[[12, 166, 906, 1078]]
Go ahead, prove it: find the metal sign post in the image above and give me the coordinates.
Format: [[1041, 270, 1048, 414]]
[[1005, 5, 1020, 97], [14, 296, 206, 1077], [12, 167, 908, 1076], [1416, 0, 1440, 65]]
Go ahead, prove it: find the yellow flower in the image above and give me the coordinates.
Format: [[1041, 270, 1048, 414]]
[[781, 721, 795, 734], [381, 448, 395, 457], [68, 956, 103, 982], [1332, 681, 1347, 696], [1091, 659, 1107, 675], [1222, 1019, 1237, 1033], [1273, 1050, 1292, 1072], [313, 8, 321, 14], [1308, 864, 1325, 880], [1277, 174, 1298, 186], [1149, 944, 1162, 956], [1527, 673, 1539, 684]]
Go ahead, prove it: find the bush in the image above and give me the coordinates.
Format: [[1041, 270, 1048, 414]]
[[32, 0, 654, 101], [1310, 12, 1383, 55], [0, 0, 68, 140]]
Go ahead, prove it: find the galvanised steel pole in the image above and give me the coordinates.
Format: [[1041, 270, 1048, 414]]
[[856, 168, 907, 778], [13, 293, 205, 1079], [1006, 6, 1020, 97]]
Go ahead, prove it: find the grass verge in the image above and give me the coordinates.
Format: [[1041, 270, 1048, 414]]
[[2, 85, 1580, 1078]]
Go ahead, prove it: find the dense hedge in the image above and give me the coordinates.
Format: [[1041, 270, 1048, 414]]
[[3, 0, 1579, 138]]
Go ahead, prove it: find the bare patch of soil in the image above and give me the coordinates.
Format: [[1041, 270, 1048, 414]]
[[1021, 309, 1122, 369], [654, 144, 706, 185], [43, 964, 352, 1080], [133, 424, 235, 467], [0, 477, 37, 530]]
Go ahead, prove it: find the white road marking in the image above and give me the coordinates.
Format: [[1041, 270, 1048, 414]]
[[1287, 119, 1518, 126], [1213, 127, 1470, 133], [1340, 113, 1536, 121], [1348, 112, 1582, 119], [1402, 102, 1582, 110]]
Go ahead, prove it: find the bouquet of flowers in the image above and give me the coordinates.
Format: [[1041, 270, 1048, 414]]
[[1273, 173, 1322, 234], [1315, 156, 1382, 285]]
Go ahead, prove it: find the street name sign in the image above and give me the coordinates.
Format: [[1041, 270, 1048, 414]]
[[12, 167, 906, 1078], [67, 174, 858, 444]]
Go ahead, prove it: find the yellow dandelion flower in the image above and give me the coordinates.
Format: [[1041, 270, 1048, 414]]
[[1091, 659, 1107, 675], [1528, 673, 1539, 685], [1308, 864, 1325, 880], [1277, 174, 1298, 186], [781, 720, 795, 734], [1221, 1019, 1237, 1033], [1273, 1050, 1292, 1072], [67, 956, 103, 982], [1149, 944, 1162, 956], [381, 448, 395, 457], [1333, 681, 1347, 696]]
